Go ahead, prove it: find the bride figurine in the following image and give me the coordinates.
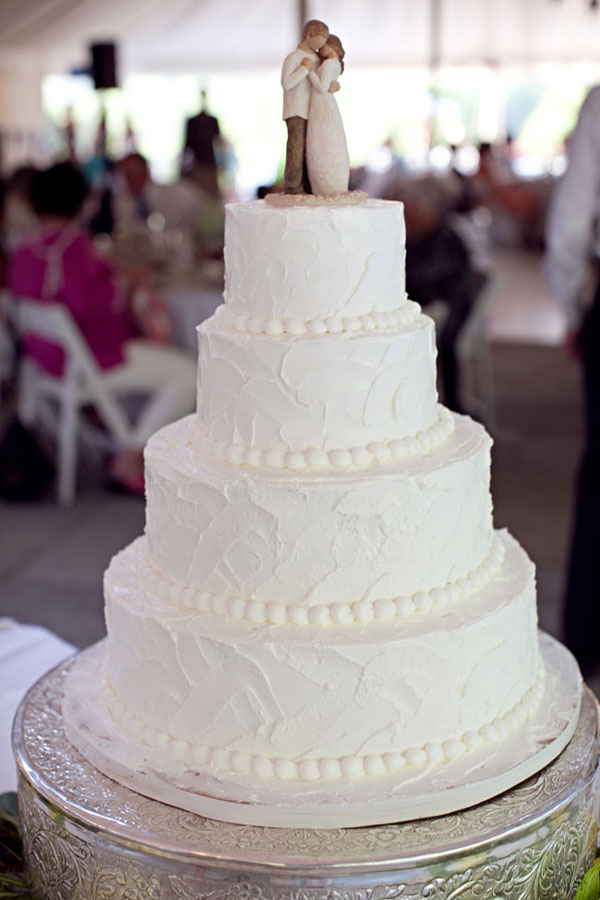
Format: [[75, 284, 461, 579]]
[[306, 34, 350, 196]]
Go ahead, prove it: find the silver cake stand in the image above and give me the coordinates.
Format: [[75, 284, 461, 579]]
[[12, 657, 600, 900]]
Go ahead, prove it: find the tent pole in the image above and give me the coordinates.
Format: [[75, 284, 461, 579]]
[[429, 0, 441, 72], [298, 0, 307, 38], [428, 0, 442, 149]]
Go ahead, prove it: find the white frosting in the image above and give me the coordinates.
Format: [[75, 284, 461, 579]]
[[195, 312, 439, 455], [191, 406, 454, 472], [213, 298, 421, 337], [223, 200, 407, 322], [104, 530, 540, 769], [88, 197, 551, 821], [103, 658, 545, 781], [144, 413, 494, 606], [123, 533, 505, 628]]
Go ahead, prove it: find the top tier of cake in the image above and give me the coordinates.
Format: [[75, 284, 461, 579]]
[[223, 199, 406, 324]]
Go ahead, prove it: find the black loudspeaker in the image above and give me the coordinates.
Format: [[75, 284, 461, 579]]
[[90, 42, 118, 90]]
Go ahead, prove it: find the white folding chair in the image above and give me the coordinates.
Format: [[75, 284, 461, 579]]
[[10, 298, 134, 506], [0, 291, 15, 403]]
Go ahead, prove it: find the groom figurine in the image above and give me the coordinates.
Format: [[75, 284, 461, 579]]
[[281, 19, 329, 194]]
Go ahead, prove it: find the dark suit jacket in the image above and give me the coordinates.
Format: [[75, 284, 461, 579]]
[[184, 112, 220, 167]]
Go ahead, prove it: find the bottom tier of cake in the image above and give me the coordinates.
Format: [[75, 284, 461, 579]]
[[103, 529, 539, 765], [61, 526, 582, 827], [62, 634, 581, 827], [18, 661, 600, 897]]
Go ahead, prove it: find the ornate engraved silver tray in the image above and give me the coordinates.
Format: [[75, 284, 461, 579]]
[[61, 635, 583, 828], [12, 658, 600, 899]]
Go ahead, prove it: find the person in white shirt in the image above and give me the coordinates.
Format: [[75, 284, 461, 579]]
[[545, 85, 600, 670], [281, 19, 329, 194]]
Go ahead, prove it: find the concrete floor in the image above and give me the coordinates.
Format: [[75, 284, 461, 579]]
[[491, 342, 582, 639], [0, 484, 144, 647], [0, 249, 591, 683]]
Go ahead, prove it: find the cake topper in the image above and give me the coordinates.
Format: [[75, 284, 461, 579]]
[[269, 20, 366, 206]]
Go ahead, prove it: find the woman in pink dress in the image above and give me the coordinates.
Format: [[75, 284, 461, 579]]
[[8, 162, 196, 493]]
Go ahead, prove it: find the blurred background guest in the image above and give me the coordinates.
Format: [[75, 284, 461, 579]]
[[7, 161, 196, 494], [182, 88, 222, 199], [546, 85, 600, 671], [111, 152, 224, 261], [114, 153, 199, 237], [2, 166, 38, 252], [385, 178, 488, 414], [472, 142, 541, 247]]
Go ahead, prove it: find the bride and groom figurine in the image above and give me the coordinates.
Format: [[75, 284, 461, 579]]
[[281, 19, 349, 197]]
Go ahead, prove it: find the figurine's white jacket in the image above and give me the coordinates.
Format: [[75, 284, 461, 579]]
[[281, 48, 318, 120]]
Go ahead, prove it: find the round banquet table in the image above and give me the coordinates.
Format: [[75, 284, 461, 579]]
[[12, 655, 600, 900]]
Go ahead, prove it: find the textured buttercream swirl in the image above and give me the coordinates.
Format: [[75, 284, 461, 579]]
[[195, 311, 440, 457], [105, 529, 540, 766], [224, 199, 407, 322], [193, 405, 454, 472], [102, 659, 545, 782], [144, 413, 494, 606], [139, 534, 505, 627]]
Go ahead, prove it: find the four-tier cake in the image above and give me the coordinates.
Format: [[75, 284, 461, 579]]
[[62, 198, 582, 828]]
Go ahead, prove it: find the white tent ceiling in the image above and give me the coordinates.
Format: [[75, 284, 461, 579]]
[[2, 0, 600, 75]]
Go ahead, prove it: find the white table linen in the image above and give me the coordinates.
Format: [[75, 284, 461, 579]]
[[0, 619, 75, 792]]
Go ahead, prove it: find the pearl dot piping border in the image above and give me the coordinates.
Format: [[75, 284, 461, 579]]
[[144, 537, 505, 628], [213, 298, 421, 337], [195, 405, 454, 473], [103, 664, 545, 783]]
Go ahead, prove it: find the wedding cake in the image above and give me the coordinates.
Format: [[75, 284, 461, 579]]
[[63, 198, 581, 828]]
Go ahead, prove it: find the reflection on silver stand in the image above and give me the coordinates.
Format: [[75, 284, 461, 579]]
[[13, 658, 600, 900]]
